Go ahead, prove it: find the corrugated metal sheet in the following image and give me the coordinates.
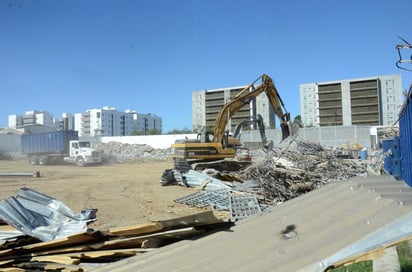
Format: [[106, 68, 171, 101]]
[[92, 175, 412, 272], [0, 187, 97, 242]]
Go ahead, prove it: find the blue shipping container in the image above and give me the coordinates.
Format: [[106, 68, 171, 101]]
[[21, 130, 79, 155]]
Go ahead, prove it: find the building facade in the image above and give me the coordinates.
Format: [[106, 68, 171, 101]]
[[300, 74, 403, 127], [8, 110, 57, 129], [192, 85, 276, 133], [8, 108, 162, 136], [129, 111, 162, 134], [74, 107, 162, 137]]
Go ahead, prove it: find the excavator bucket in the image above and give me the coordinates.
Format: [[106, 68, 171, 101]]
[[280, 122, 299, 143]]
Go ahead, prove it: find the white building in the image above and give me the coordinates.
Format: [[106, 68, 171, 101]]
[[8, 110, 57, 129], [127, 110, 162, 134], [8, 108, 163, 136], [300, 74, 403, 127], [75, 107, 132, 137], [8, 114, 23, 128], [60, 113, 75, 130], [75, 107, 162, 137], [192, 85, 276, 133]]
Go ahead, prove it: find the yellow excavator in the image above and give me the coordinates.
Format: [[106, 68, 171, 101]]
[[171, 74, 298, 170]]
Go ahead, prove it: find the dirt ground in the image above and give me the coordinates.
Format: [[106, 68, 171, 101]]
[[0, 158, 204, 231]]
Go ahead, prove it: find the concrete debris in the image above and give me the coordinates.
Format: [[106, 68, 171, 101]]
[[94, 142, 171, 162]]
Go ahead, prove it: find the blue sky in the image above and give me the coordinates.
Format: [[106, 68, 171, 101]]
[[1, 0, 411, 132]]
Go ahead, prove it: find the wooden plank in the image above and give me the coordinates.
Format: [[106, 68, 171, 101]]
[[0, 211, 228, 269], [0, 225, 19, 232], [104, 211, 229, 237], [158, 210, 229, 229], [29, 245, 152, 257], [63, 248, 150, 258], [15, 261, 83, 272], [104, 222, 164, 237], [0, 230, 104, 258], [30, 255, 78, 265], [0, 268, 26, 272], [0, 228, 169, 263], [21, 230, 102, 251], [88, 227, 201, 250]]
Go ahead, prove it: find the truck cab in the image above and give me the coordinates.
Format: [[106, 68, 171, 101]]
[[65, 140, 102, 166]]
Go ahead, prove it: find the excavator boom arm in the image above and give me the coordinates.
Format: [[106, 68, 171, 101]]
[[213, 74, 291, 144]]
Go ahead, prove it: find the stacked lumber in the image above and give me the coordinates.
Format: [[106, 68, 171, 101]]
[[0, 211, 232, 271]]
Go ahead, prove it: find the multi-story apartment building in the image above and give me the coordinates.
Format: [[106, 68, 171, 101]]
[[75, 107, 133, 137], [8, 108, 162, 136], [59, 113, 75, 130], [127, 110, 162, 134], [300, 74, 403, 127], [192, 85, 276, 133], [74, 107, 162, 137], [8, 110, 56, 129]]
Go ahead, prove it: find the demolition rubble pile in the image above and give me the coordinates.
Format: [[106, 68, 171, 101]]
[[241, 143, 367, 205], [94, 142, 170, 161], [168, 140, 367, 210]]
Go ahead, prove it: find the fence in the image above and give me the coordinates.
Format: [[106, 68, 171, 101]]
[[239, 125, 372, 150]]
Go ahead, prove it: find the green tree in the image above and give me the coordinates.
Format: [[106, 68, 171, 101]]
[[166, 128, 193, 134], [293, 115, 303, 128], [130, 129, 162, 135]]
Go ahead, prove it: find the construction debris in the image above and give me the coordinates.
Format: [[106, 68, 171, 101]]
[[0, 172, 40, 178], [174, 189, 261, 221], [0, 188, 232, 271], [296, 140, 324, 154], [0, 188, 97, 242], [241, 148, 366, 204], [165, 141, 367, 210]]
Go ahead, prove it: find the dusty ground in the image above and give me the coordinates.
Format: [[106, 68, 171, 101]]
[[0, 158, 204, 231]]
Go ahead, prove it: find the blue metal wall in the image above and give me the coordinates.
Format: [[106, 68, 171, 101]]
[[382, 137, 402, 178], [398, 84, 412, 186]]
